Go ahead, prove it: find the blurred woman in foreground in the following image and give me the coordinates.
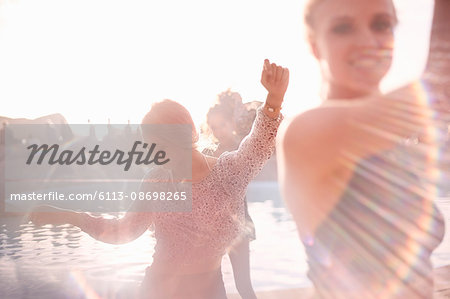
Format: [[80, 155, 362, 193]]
[[277, 0, 445, 298]]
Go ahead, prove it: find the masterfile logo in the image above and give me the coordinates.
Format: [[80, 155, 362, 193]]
[[3, 123, 192, 213]]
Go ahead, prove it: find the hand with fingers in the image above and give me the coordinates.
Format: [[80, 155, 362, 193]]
[[260, 59, 289, 117]]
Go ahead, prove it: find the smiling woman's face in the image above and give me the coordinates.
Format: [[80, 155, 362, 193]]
[[309, 0, 397, 98]]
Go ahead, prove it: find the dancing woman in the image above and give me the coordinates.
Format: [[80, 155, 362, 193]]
[[30, 59, 289, 299]]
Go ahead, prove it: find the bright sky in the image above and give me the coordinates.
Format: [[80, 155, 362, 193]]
[[0, 0, 434, 126]]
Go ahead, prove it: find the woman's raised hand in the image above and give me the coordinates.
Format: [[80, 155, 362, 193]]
[[261, 59, 289, 110]]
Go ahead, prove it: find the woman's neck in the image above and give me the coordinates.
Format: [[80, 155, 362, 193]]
[[322, 83, 380, 101]]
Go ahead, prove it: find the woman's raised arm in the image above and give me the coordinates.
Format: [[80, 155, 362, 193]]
[[217, 60, 288, 194]]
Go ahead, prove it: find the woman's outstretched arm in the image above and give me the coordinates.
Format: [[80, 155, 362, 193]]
[[28, 205, 153, 245], [28, 168, 174, 244]]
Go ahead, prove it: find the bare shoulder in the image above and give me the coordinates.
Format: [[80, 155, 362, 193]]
[[279, 84, 431, 164], [278, 106, 348, 157]]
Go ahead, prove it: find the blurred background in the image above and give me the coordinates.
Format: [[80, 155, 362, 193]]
[[0, 0, 434, 125]]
